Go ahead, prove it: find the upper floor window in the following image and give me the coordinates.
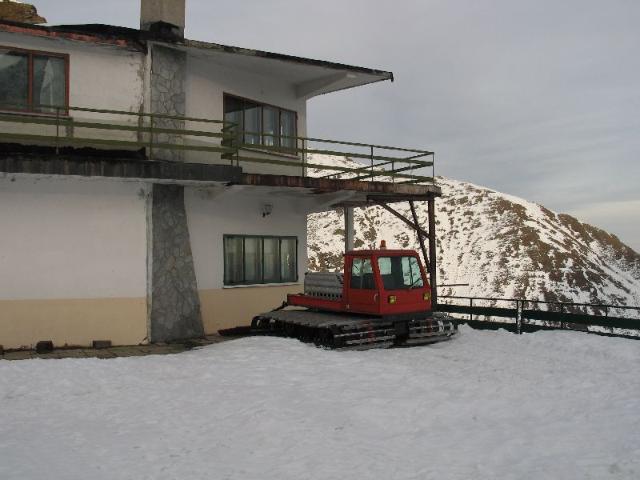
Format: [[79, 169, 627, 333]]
[[224, 94, 297, 151], [0, 47, 68, 114]]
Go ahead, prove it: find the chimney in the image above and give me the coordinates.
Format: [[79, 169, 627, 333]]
[[141, 0, 185, 39]]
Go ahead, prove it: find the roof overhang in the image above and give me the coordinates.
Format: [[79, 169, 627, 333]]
[[0, 20, 393, 100], [178, 39, 393, 99]]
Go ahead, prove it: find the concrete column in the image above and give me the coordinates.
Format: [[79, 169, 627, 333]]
[[148, 184, 204, 342], [344, 206, 355, 252]]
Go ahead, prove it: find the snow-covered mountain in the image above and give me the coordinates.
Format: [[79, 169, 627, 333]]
[[307, 154, 640, 307]]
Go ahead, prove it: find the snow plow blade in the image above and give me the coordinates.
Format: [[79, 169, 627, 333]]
[[249, 309, 457, 350]]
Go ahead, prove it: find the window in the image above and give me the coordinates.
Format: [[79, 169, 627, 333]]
[[223, 94, 297, 151], [377, 256, 424, 290], [0, 47, 68, 114], [351, 257, 375, 290], [224, 235, 298, 285]]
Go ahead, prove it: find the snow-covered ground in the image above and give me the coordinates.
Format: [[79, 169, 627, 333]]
[[1, 327, 639, 480]]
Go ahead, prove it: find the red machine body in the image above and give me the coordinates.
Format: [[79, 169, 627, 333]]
[[288, 249, 432, 317]]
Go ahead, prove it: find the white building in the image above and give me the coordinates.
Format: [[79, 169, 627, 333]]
[[0, 0, 439, 350]]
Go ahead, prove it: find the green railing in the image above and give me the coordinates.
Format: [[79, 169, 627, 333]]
[[0, 104, 435, 183], [438, 295, 640, 339]]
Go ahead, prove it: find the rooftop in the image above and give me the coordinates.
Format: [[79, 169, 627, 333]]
[[0, 19, 393, 97]]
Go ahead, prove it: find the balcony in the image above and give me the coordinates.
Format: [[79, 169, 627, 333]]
[[0, 104, 435, 188]]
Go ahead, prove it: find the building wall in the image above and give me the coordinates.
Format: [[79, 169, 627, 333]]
[[0, 32, 309, 175], [184, 54, 308, 175], [0, 32, 146, 146], [185, 186, 309, 332], [0, 32, 323, 345], [0, 176, 149, 349]]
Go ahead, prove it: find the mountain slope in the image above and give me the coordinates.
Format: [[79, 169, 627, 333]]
[[307, 155, 640, 307]]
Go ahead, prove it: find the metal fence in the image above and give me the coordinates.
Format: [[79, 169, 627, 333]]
[[0, 103, 434, 183], [438, 295, 640, 339]]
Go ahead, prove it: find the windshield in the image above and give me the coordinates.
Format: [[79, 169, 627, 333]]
[[377, 256, 424, 290]]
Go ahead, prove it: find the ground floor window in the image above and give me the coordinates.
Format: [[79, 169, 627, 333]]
[[224, 235, 298, 285], [0, 47, 68, 114]]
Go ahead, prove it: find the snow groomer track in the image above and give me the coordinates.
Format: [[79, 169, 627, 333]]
[[251, 309, 457, 350]]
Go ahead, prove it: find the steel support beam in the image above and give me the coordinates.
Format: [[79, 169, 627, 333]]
[[427, 198, 438, 307], [373, 201, 429, 240], [409, 200, 430, 274]]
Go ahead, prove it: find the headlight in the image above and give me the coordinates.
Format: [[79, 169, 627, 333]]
[[388, 295, 397, 304]]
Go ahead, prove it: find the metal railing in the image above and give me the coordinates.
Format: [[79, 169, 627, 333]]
[[0, 103, 435, 183], [438, 294, 640, 339]]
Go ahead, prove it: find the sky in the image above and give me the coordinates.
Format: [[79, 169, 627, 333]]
[[32, 0, 640, 252]]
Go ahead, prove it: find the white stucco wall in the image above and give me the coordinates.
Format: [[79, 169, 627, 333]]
[[185, 185, 314, 332], [0, 32, 145, 145], [0, 32, 310, 176], [0, 175, 150, 348], [184, 54, 308, 175], [186, 186, 309, 290], [0, 176, 149, 301]]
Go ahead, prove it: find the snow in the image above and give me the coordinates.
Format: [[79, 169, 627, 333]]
[[1, 327, 639, 479]]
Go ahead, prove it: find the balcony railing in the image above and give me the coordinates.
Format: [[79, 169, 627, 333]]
[[0, 104, 435, 183]]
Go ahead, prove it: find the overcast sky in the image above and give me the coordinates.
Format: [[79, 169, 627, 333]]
[[34, 0, 640, 251]]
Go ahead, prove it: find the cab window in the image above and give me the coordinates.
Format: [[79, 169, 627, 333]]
[[378, 256, 424, 290], [351, 257, 375, 289]]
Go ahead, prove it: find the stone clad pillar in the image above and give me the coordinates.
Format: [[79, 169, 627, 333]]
[[149, 184, 204, 342], [150, 45, 186, 162], [143, 1, 203, 342]]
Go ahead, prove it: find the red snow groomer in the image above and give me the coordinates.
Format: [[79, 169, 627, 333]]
[[251, 244, 457, 350]]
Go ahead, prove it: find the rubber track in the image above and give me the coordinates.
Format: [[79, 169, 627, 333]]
[[251, 309, 457, 350]]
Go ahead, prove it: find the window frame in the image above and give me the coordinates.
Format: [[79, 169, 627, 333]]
[[223, 93, 298, 153], [0, 45, 70, 115], [223, 234, 299, 286]]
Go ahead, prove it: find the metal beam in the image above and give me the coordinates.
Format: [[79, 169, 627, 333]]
[[373, 201, 429, 240], [427, 198, 438, 307], [409, 200, 430, 272]]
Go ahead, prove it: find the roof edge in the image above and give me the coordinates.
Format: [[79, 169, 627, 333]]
[[182, 39, 394, 82], [0, 19, 393, 82], [0, 19, 146, 50]]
